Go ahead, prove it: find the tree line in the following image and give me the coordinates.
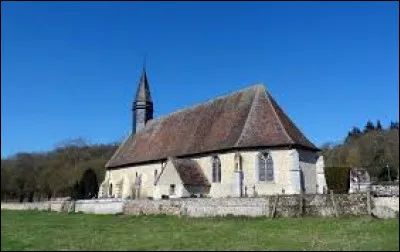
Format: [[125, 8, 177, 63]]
[[1, 120, 399, 202], [322, 120, 399, 182], [1, 138, 119, 202]]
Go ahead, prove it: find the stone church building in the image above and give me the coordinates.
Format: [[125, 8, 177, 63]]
[[98, 68, 327, 199]]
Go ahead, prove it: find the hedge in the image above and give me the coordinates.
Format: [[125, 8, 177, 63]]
[[324, 167, 352, 194]]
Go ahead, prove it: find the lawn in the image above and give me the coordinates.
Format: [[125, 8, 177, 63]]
[[1, 210, 399, 251]]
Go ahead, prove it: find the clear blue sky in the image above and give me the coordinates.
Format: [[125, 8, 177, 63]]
[[1, 1, 399, 158]]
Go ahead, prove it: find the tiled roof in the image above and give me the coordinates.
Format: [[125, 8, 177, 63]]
[[171, 158, 210, 186], [106, 84, 318, 168]]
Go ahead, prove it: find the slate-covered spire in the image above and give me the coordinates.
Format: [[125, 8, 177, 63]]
[[132, 67, 153, 134], [135, 67, 152, 103]]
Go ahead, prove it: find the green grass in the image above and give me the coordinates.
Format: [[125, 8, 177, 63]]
[[1, 210, 399, 251]]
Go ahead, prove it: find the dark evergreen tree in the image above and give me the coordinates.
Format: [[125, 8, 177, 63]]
[[364, 120, 375, 133], [376, 120, 383, 131], [390, 121, 399, 129], [345, 127, 362, 143], [78, 169, 98, 199]]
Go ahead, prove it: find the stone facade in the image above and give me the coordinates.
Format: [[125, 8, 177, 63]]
[[101, 149, 327, 199], [102, 162, 164, 199], [153, 159, 210, 199]]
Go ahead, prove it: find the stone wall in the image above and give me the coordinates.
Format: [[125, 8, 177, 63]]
[[0, 200, 69, 212], [2, 194, 398, 219], [74, 198, 125, 214], [372, 184, 399, 197], [123, 193, 370, 218], [372, 196, 399, 218], [123, 200, 181, 216], [1, 202, 51, 211], [373, 196, 400, 212]]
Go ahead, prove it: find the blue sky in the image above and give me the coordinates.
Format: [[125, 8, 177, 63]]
[[1, 1, 399, 158]]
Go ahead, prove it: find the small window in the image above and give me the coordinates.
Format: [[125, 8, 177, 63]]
[[108, 183, 113, 197], [154, 170, 158, 185], [212, 156, 221, 183], [169, 184, 176, 195]]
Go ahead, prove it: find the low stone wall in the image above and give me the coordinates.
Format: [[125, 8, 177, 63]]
[[0, 199, 122, 214], [183, 198, 269, 217], [0, 200, 68, 212], [124, 200, 182, 216], [123, 194, 369, 218], [1, 202, 50, 211], [373, 197, 399, 212], [371, 197, 399, 219], [74, 198, 125, 214], [2, 194, 398, 218], [372, 185, 399, 197]]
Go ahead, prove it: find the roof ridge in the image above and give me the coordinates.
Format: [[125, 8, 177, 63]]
[[235, 84, 264, 146], [149, 83, 264, 124], [264, 90, 294, 144]]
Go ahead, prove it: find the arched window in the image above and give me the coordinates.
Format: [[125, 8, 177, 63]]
[[108, 183, 113, 197], [258, 152, 274, 182], [212, 156, 221, 183], [234, 152, 242, 172]]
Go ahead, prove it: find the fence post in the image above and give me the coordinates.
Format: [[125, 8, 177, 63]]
[[366, 190, 371, 216], [271, 194, 279, 219], [330, 190, 339, 217]]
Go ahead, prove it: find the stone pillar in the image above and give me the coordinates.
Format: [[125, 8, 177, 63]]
[[316, 155, 327, 194], [233, 171, 242, 197], [289, 149, 301, 194]]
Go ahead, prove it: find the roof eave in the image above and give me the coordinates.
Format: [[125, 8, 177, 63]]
[[105, 144, 320, 169]]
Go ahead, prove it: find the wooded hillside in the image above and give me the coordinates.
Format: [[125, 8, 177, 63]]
[[322, 120, 399, 182], [1, 138, 119, 202]]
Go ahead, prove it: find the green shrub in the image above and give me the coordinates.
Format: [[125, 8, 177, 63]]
[[324, 167, 351, 194]]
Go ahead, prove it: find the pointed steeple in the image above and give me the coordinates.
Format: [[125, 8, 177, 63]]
[[135, 67, 152, 103], [132, 67, 154, 134]]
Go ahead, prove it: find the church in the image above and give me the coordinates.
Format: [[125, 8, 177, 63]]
[[98, 68, 327, 199]]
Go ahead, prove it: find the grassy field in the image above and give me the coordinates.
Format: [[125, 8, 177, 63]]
[[1, 210, 399, 251]]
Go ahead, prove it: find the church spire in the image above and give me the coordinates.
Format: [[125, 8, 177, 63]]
[[135, 67, 152, 103], [132, 66, 153, 134]]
